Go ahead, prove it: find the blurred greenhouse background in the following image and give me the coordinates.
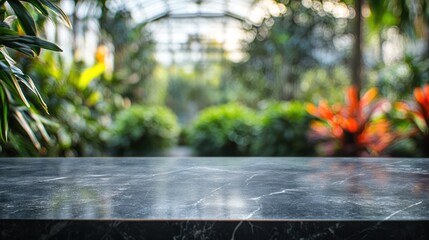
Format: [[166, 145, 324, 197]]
[[1, 0, 429, 157]]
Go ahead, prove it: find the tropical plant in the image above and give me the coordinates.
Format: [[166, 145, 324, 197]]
[[109, 105, 180, 156], [23, 50, 114, 157], [251, 101, 315, 156], [307, 86, 394, 156], [188, 103, 258, 156], [0, 0, 70, 153], [396, 84, 429, 156]]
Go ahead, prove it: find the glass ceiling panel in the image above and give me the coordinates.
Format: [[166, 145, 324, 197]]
[[89, 0, 286, 64]]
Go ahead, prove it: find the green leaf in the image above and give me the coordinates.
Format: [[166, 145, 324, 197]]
[[0, 35, 62, 54], [0, 8, 5, 21], [11, 73, 31, 108], [31, 35, 62, 51], [0, 26, 18, 36], [14, 110, 41, 150], [0, 53, 48, 114], [0, 47, 15, 65], [12, 65, 48, 113], [23, 0, 49, 16], [15, 47, 36, 57], [0, 83, 8, 142], [0, 37, 35, 56], [7, 0, 37, 36], [0, 62, 31, 108], [30, 112, 51, 142], [38, 0, 72, 28], [3, 15, 17, 27]]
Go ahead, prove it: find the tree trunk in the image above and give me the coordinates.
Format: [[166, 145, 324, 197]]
[[71, 0, 79, 55], [352, 0, 364, 95]]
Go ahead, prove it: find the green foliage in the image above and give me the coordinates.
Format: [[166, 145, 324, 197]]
[[297, 66, 351, 103], [1, 1, 158, 156], [375, 55, 429, 101], [109, 105, 180, 156], [232, 0, 353, 101], [251, 101, 315, 156], [165, 66, 223, 125], [367, 0, 398, 34], [106, 15, 158, 105], [383, 108, 418, 157], [21, 52, 115, 157], [368, 0, 429, 39], [188, 103, 258, 156], [0, 0, 70, 153]]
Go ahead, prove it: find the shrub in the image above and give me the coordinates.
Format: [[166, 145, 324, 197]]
[[188, 103, 258, 156], [252, 101, 315, 156], [109, 105, 179, 156]]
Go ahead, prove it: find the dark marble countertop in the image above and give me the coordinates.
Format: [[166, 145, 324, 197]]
[[0, 157, 428, 220]]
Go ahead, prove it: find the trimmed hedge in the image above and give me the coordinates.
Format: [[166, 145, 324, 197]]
[[188, 103, 258, 156], [109, 105, 179, 156], [252, 101, 315, 156], [188, 101, 315, 156]]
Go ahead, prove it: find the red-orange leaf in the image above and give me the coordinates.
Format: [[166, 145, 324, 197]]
[[395, 102, 410, 112], [423, 85, 429, 102], [346, 118, 359, 133], [319, 101, 334, 119], [414, 88, 426, 107], [347, 86, 359, 115], [307, 85, 392, 156], [360, 87, 378, 108], [306, 103, 318, 116]]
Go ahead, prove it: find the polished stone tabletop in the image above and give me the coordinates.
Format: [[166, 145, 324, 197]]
[[0, 157, 428, 220]]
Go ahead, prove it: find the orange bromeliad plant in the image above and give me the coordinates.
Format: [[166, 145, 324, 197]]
[[396, 84, 429, 156], [306, 86, 394, 156]]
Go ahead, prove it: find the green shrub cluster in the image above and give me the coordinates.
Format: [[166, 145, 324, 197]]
[[188, 103, 258, 156], [188, 101, 314, 156], [252, 101, 315, 156], [109, 105, 179, 156]]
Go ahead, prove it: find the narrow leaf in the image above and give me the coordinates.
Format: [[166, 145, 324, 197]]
[[0, 26, 19, 35], [3, 15, 17, 27], [0, 35, 62, 53], [0, 47, 16, 65], [38, 0, 72, 28], [9, 72, 31, 108], [0, 83, 8, 142], [0, 38, 35, 56], [32, 36, 62, 51], [12, 66, 49, 113], [30, 112, 51, 142], [14, 110, 41, 150], [15, 47, 36, 57], [7, 0, 37, 36], [23, 0, 49, 16]]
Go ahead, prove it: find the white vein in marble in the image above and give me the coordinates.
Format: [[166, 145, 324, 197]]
[[0, 157, 428, 220]]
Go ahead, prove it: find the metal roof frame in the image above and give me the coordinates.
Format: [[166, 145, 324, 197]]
[[104, 0, 281, 64]]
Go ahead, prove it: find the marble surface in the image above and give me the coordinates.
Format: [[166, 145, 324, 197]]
[[1, 219, 428, 240], [0, 157, 428, 220]]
